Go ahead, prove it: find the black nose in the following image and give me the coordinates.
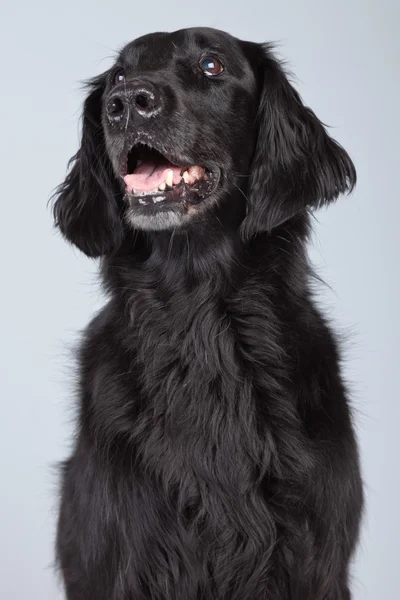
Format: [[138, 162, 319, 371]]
[[106, 82, 162, 122]]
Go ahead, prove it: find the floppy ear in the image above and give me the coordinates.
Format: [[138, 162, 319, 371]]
[[241, 44, 356, 238], [51, 74, 123, 257]]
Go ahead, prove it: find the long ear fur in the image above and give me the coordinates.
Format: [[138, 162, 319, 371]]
[[241, 44, 356, 238], [51, 74, 123, 257]]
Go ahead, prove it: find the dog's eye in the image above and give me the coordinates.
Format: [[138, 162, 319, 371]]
[[199, 56, 224, 77], [113, 68, 126, 86]]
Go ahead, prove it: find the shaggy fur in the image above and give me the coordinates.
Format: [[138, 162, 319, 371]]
[[52, 27, 363, 600]]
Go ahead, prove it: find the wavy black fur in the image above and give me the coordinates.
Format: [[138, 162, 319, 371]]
[[52, 27, 363, 600]]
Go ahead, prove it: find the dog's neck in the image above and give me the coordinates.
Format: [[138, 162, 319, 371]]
[[150, 226, 240, 279], [102, 211, 311, 300]]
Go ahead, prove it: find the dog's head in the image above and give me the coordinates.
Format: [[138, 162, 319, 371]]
[[52, 27, 356, 257]]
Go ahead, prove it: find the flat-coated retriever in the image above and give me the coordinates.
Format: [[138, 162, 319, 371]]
[[52, 27, 363, 600]]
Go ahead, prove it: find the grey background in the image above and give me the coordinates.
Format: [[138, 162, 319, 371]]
[[1, 0, 399, 598]]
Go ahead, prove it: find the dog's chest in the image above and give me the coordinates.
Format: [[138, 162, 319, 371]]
[[126, 283, 286, 492]]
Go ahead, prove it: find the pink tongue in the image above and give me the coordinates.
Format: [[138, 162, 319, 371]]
[[124, 160, 182, 192]]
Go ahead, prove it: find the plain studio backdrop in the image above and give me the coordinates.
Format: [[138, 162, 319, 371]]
[[0, 0, 398, 598]]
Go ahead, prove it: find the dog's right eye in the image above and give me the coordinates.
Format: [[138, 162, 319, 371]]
[[113, 68, 126, 86]]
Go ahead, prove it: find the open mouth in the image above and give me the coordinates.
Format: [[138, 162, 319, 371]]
[[122, 143, 219, 207]]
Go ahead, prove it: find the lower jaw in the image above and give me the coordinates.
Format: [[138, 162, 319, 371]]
[[125, 188, 205, 209], [124, 188, 219, 232], [124, 202, 195, 231]]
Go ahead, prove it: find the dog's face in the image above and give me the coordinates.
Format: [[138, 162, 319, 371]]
[[103, 28, 257, 232], [53, 27, 356, 257]]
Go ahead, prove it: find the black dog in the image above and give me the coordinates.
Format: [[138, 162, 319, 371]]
[[52, 27, 363, 600]]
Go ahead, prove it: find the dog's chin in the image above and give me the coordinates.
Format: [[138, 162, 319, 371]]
[[124, 188, 220, 231], [125, 205, 194, 231]]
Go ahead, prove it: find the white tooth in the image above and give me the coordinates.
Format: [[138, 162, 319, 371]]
[[182, 171, 189, 183], [188, 165, 205, 178], [153, 196, 165, 203], [159, 182, 166, 191], [166, 170, 173, 187], [138, 198, 147, 205]]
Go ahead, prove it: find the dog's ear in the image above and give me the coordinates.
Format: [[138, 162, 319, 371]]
[[241, 44, 356, 238], [51, 73, 123, 257]]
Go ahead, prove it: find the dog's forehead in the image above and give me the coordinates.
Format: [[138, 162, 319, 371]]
[[119, 27, 245, 69]]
